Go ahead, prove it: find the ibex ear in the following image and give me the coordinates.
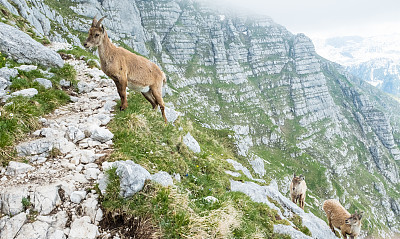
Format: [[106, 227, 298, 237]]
[[300, 175, 305, 180], [293, 173, 296, 177], [101, 25, 105, 33], [359, 211, 364, 219]]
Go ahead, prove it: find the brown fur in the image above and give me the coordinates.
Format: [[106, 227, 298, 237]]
[[290, 173, 307, 209], [323, 199, 363, 239], [84, 16, 167, 123]]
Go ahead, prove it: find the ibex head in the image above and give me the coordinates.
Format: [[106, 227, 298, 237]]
[[345, 211, 364, 226], [84, 16, 106, 48]]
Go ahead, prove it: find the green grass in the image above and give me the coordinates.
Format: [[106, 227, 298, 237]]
[[102, 92, 295, 238], [0, 63, 75, 165]]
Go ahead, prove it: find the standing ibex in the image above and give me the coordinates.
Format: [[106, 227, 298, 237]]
[[323, 199, 363, 239], [290, 173, 307, 209], [84, 16, 167, 123]]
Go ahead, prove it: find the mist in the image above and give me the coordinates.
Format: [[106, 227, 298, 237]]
[[200, 0, 400, 37]]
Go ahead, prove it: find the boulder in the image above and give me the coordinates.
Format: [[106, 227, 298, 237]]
[[151, 171, 174, 187], [15, 220, 50, 239], [183, 132, 201, 153], [90, 127, 114, 143], [69, 216, 98, 239], [0, 187, 28, 215], [34, 78, 52, 89], [114, 160, 151, 198], [11, 88, 38, 98], [32, 185, 61, 215], [0, 212, 27, 239], [0, 23, 64, 68], [5, 161, 34, 176], [70, 191, 87, 204]]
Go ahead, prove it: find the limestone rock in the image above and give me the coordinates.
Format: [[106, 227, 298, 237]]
[[0, 212, 27, 239], [114, 160, 151, 198], [34, 78, 52, 89], [0, 23, 63, 67], [0, 187, 28, 215], [70, 191, 87, 204], [15, 220, 50, 239], [151, 171, 174, 187], [183, 132, 201, 153], [90, 127, 114, 143], [69, 216, 98, 239], [5, 161, 34, 176], [32, 185, 61, 215], [11, 88, 38, 98]]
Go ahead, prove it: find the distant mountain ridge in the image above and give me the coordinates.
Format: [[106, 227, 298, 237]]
[[313, 34, 400, 97]]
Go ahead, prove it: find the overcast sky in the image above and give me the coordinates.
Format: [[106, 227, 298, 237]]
[[209, 0, 400, 38]]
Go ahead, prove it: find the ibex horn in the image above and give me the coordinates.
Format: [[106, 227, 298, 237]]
[[97, 16, 106, 27], [91, 15, 97, 27]]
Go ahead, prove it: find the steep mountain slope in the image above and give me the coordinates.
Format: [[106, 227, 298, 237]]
[[1, 0, 400, 237]]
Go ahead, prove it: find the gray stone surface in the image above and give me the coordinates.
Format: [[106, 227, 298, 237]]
[[90, 127, 114, 143], [0, 187, 28, 216], [11, 88, 38, 98], [0, 212, 27, 239], [183, 132, 201, 153], [34, 78, 52, 89], [15, 220, 50, 239], [273, 224, 313, 239], [70, 191, 87, 204], [231, 180, 337, 239], [151, 171, 174, 187], [5, 161, 34, 176], [114, 160, 151, 198], [32, 185, 61, 215], [0, 23, 63, 67], [69, 216, 98, 239]]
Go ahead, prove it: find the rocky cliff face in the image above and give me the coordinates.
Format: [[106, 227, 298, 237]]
[[1, 0, 400, 237]]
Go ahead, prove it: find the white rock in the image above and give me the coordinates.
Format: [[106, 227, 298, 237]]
[[5, 161, 34, 176], [59, 79, 71, 87], [66, 126, 85, 143], [114, 160, 151, 198], [15, 65, 37, 71], [11, 88, 38, 98], [273, 224, 313, 239], [32, 185, 61, 215], [0, 212, 27, 239], [34, 78, 52, 89], [82, 197, 99, 223], [183, 132, 201, 153], [70, 191, 87, 204], [0, 187, 28, 215], [90, 127, 114, 143], [84, 168, 100, 180], [151, 171, 174, 187], [204, 196, 219, 204], [46, 229, 66, 239], [69, 216, 99, 239], [15, 220, 50, 239]]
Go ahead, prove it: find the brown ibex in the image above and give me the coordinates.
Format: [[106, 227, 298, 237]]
[[290, 173, 307, 209], [323, 199, 363, 239], [84, 16, 167, 123]]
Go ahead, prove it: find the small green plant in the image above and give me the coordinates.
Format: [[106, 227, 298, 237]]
[[21, 197, 31, 210]]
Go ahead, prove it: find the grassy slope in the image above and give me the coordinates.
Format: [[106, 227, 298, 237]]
[[102, 92, 302, 238]]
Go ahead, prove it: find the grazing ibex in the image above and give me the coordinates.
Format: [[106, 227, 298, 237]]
[[290, 173, 307, 209], [84, 16, 167, 123], [323, 199, 363, 239]]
